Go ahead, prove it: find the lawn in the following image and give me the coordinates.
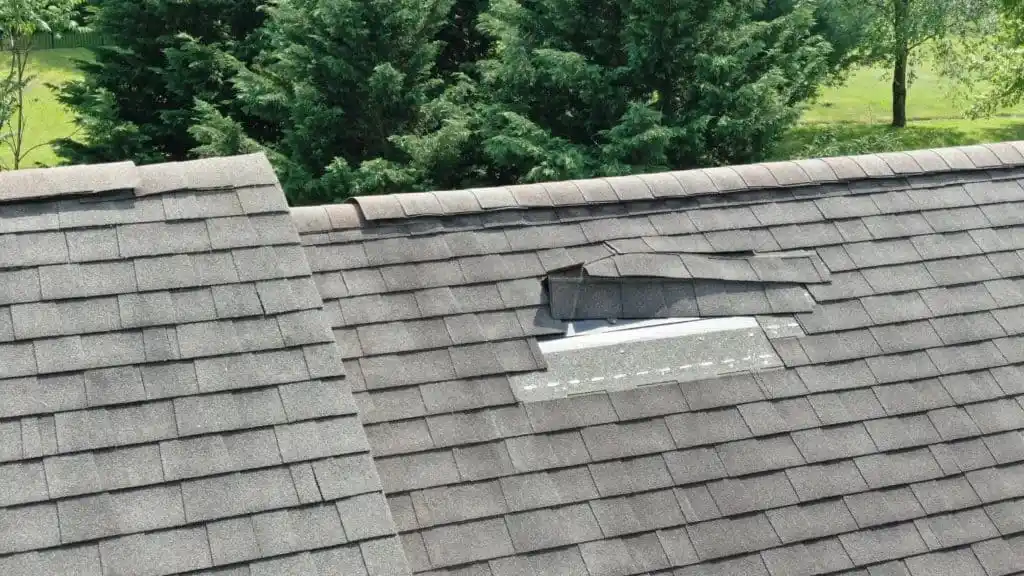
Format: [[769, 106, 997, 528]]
[[0, 48, 92, 170], [775, 62, 1024, 160]]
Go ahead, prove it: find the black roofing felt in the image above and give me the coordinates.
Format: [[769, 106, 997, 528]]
[[6, 143, 1024, 576], [292, 143, 1024, 576], [0, 154, 408, 576]]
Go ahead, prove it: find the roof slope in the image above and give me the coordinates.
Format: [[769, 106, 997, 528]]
[[0, 155, 408, 576], [294, 142, 1024, 576]]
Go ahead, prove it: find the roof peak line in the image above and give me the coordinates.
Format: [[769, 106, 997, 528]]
[[0, 152, 277, 204], [290, 140, 1024, 234]]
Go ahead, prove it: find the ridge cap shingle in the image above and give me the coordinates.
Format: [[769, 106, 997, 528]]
[[298, 141, 1024, 228], [135, 152, 279, 196], [0, 160, 138, 203]]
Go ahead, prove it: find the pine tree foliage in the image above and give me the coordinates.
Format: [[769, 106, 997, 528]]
[[52, 0, 268, 165], [190, 0, 452, 205], [390, 0, 832, 194]]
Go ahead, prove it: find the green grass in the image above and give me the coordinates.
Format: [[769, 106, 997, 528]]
[[0, 48, 92, 170], [778, 60, 1024, 160]]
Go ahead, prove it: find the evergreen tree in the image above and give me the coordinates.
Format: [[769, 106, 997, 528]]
[[393, 0, 833, 191], [190, 0, 452, 205], [52, 0, 268, 165]]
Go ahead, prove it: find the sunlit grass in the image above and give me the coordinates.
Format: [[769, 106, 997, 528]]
[[0, 48, 93, 169]]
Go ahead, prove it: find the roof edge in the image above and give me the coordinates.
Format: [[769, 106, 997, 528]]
[[0, 160, 139, 203], [135, 152, 279, 196], [293, 141, 1024, 232]]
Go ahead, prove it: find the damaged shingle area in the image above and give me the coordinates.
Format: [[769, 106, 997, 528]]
[[296, 141, 1024, 576], [0, 154, 409, 576]]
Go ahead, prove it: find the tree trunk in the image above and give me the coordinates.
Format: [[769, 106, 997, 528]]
[[892, 0, 910, 128]]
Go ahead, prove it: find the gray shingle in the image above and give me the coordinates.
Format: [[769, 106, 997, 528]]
[[589, 455, 673, 497], [708, 472, 798, 516], [910, 476, 982, 514], [839, 523, 928, 566], [845, 487, 925, 528], [791, 422, 877, 463], [422, 518, 514, 567], [864, 415, 942, 451], [500, 467, 598, 512], [666, 408, 752, 448], [686, 514, 780, 561], [905, 548, 987, 576], [412, 481, 506, 527], [855, 448, 944, 488], [506, 431, 590, 473], [785, 460, 868, 502], [590, 489, 685, 536], [506, 502, 603, 552], [54, 401, 177, 452], [914, 507, 999, 549], [716, 435, 805, 476], [739, 398, 820, 436], [581, 419, 675, 461], [99, 526, 212, 576]]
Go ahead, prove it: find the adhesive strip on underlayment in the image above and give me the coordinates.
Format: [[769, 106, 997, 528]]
[[511, 317, 784, 402]]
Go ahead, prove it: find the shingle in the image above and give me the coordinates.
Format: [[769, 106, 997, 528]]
[[911, 476, 981, 515], [941, 370, 1005, 403], [839, 523, 928, 566], [686, 514, 780, 561], [334, 492, 395, 542], [785, 461, 868, 502], [870, 322, 944, 354], [985, 498, 1024, 535], [21, 415, 58, 459], [771, 222, 843, 249], [500, 467, 598, 512], [967, 461, 1024, 502], [863, 213, 933, 239], [864, 414, 941, 451], [666, 408, 752, 448], [927, 341, 1007, 375], [862, 263, 936, 294], [422, 518, 514, 567], [715, 435, 805, 476], [866, 351, 941, 384], [905, 548, 988, 576], [490, 546, 588, 576], [855, 448, 944, 488], [911, 232, 982, 260], [360, 349, 456, 389], [791, 422, 877, 463], [160, 429, 282, 481], [0, 268, 41, 306], [173, 387, 286, 436], [426, 406, 531, 448], [662, 447, 727, 486], [816, 195, 880, 219], [117, 221, 211, 257], [581, 419, 675, 461], [99, 526, 212, 576], [795, 360, 876, 395], [765, 500, 853, 548], [931, 438, 996, 475], [39, 261, 137, 300], [0, 373, 87, 419], [312, 453, 382, 500], [965, 398, 1024, 434], [206, 517, 259, 566], [275, 416, 369, 462], [412, 481, 506, 527], [590, 489, 685, 536], [844, 487, 925, 528], [738, 397, 820, 436], [983, 429, 1024, 463], [762, 539, 855, 576], [58, 484, 186, 543], [708, 472, 798, 516], [862, 293, 934, 324], [506, 431, 590, 473], [0, 461, 48, 507], [588, 455, 673, 497], [796, 300, 873, 334], [915, 507, 999, 549], [506, 503, 603, 552], [181, 467, 299, 522], [376, 450, 460, 493], [928, 406, 982, 440], [54, 401, 177, 452], [66, 227, 119, 262], [0, 543, 103, 575]]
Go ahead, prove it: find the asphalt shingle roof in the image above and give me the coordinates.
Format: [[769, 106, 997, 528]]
[[0, 155, 408, 575], [291, 142, 1024, 576]]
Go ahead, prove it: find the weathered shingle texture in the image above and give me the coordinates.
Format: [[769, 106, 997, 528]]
[[295, 142, 1024, 576], [0, 154, 408, 576]]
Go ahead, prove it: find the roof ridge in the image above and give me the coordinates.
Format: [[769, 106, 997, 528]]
[[0, 160, 139, 203], [291, 140, 1024, 233], [0, 152, 280, 205]]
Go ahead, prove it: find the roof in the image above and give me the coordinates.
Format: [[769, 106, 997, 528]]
[[0, 155, 409, 575], [292, 142, 1024, 576]]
